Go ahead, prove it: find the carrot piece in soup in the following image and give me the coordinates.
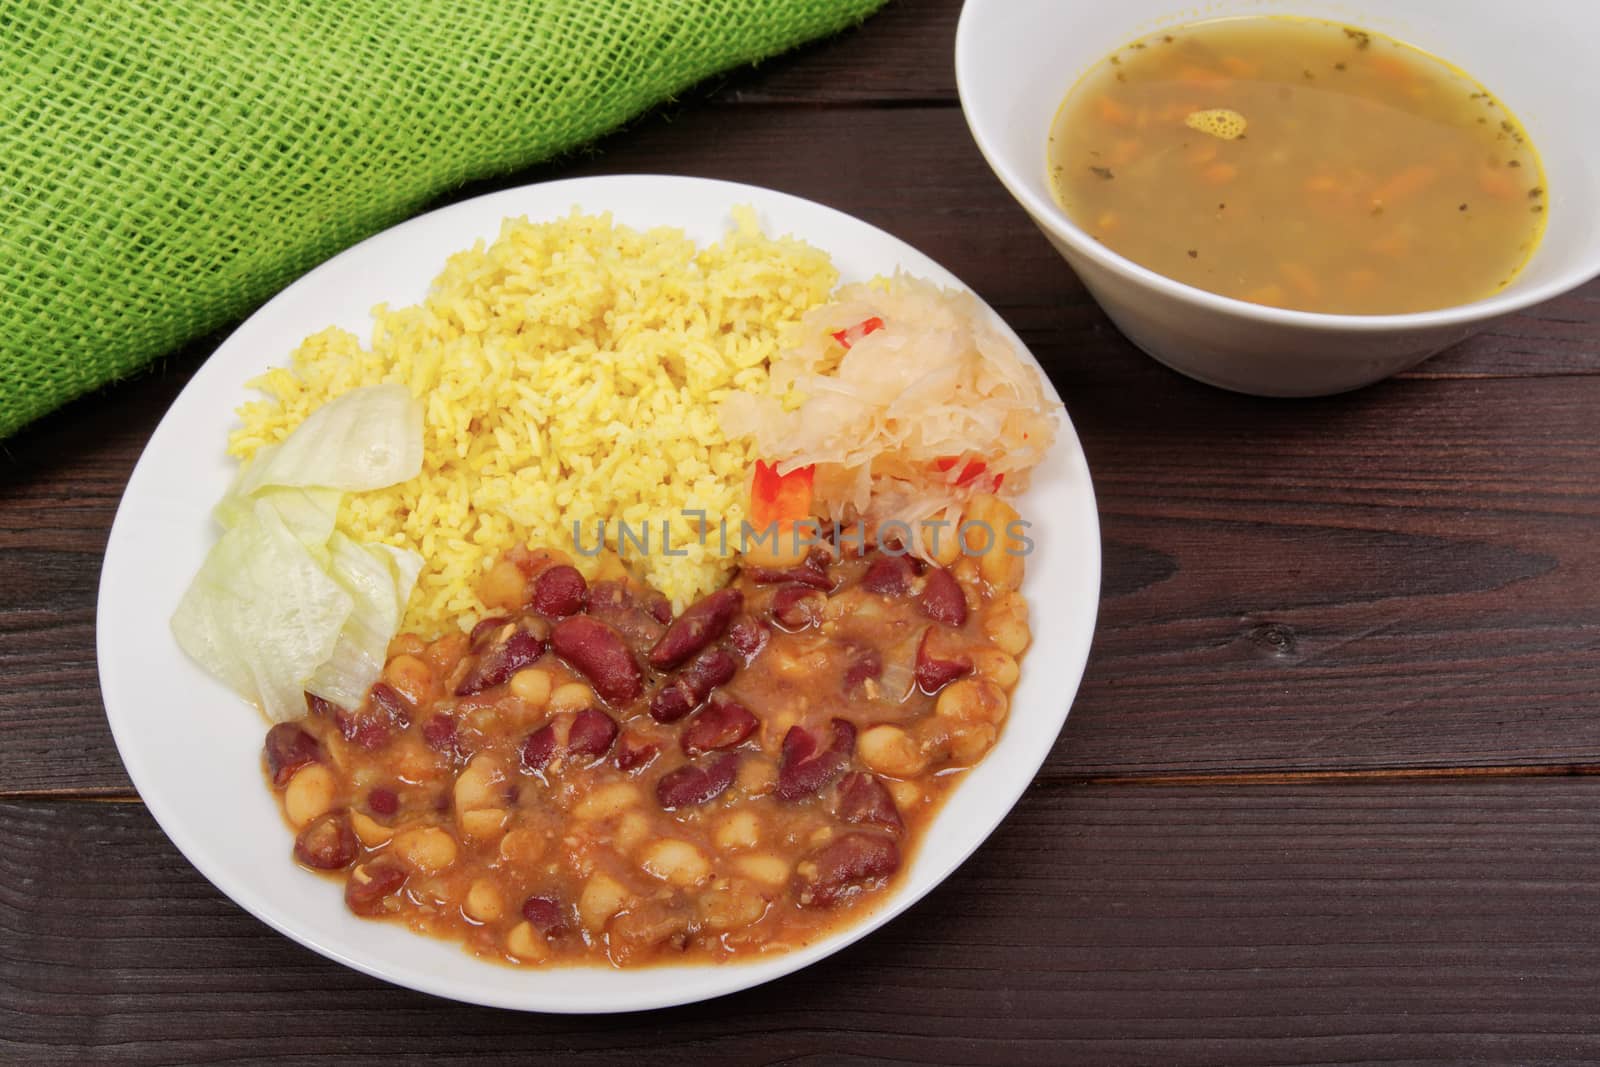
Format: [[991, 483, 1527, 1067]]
[[1095, 96, 1131, 126], [1372, 164, 1437, 204]]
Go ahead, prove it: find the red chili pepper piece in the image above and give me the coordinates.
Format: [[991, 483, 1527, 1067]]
[[751, 460, 816, 528], [830, 316, 884, 349]]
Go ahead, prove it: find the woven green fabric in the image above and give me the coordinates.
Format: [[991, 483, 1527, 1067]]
[[0, 0, 886, 438]]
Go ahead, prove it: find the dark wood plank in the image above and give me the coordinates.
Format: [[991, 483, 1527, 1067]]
[[705, 0, 960, 105], [4, 104, 1599, 793], [8, 783, 1600, 1064]]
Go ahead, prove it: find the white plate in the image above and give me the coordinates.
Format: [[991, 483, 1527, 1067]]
[[97, 175, 1101, 1013]]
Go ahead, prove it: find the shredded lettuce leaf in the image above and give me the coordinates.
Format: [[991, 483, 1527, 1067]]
[[213, 470, 342, 554], [171, 498, 354, 723], [173, 383, 427, 720], [306, 535, 424, 711], [238, 383, 423, 494]]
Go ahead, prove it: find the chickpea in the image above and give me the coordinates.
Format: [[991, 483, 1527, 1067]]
[[459, 807, 508, 841], [733, 853, 790, 887], [283, 764, 337, 828], [714, 810, 762, 852], [963, 493, 1026, 590], [349, 810, 394, 847], [887, 780, 922, 811], [391, 826, 459, 874], [422, 630, 469, 676], [949, 722, 999, 762], [935, 678, 1009, 726], [640, 839, 711, 887], [479, 558, 528, 610], [464, 878, 506, 923], [498, 827, 547, 865], [985, 591, 1031, 656], [522, 546, 574, 576], [700, 885, 767, 931], [508, 667, 553, 708], [383, 653, 436, 706], [388, 740, 437, 782], [548, 681, 595, 714], [592, 549, 630, 584], [612, 811, 652, 852], [573, 781, 642, 821], [737, 756, 778, 797], [505, 920, 551, 962], [740, 521, 813, 569], [858, 724, 928, 778], [453, 753, 505, 815], [578, 871, 631, 930], [387, 632, 426, 659], [971, 647, 1020, 689]]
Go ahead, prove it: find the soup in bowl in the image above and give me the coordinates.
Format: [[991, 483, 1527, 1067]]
[[957, 0, 1600, 396]]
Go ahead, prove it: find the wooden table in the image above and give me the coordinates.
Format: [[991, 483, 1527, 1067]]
[[5, 3, 1599, 1062]]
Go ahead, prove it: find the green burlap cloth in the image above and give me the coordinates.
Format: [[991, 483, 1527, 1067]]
[[0, 0, 887, 438]]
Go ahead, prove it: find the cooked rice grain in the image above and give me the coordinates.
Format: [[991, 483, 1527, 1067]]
[[229, 208, 837, 634]]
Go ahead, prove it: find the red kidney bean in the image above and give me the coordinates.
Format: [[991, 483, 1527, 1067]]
[[776, 719, 856, 800], [586, 581, 667, 652], [648, 588, 742, 669], [649, 643, 737, 722], [836, 772, 903, 830], [294, 812, 358, 870], [862, 554, 915, 595], [264, 723, 320, 787], [726, 613, 770, 661], [531, 565, 587, 618], [745, 548, 833, 591], [798, 832, 900, 906], [521, 895, 568, 935], [772, 583, 826, 631], [918, 566, 968, 627], [369, 682, 411, 726], [345, 858, 407, 916], [366, 786, 399, 817], [567, 708, 618, 760], [655, 752, 739, 809], [649, 684, 693, 724], [914, 627, 972, 694], [337, 708, 394, 751], [455, 627, 546, 696], [469, 615, 512, 648], [421, 713, 458, 752], [843, 645, 884, 692], [681, 696, 758, 755], [647, 594, 674, 625], [614, 733, 660, 772], [521, 723, 558, 772], [682, 645, 738, 696], [551, 616, 643, 704], [305, 692, 337, 718]]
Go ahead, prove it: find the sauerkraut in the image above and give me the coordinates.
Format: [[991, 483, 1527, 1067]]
[[719, 274, 1058, 538]]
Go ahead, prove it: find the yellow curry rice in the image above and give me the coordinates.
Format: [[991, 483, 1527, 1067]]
[[228, 208, 838, 634]]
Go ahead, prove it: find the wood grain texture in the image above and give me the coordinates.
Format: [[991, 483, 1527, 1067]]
[[7, 0, 1600, 1058], [2, 103, 1598, 793], [7, 782, 1600, 1065]]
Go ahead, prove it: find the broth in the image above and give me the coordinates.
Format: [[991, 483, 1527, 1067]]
[[1047, 17, 1547, 315]]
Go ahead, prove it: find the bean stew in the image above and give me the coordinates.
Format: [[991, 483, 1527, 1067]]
[[265, 494, 1032, 967]]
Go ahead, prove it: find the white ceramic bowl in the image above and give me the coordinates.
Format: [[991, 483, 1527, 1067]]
[[956, 0, 1600, 396], [97, 175, 1102, 1012]]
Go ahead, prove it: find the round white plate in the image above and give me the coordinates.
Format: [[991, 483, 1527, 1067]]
[[97, 175, 1101, 1013]]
